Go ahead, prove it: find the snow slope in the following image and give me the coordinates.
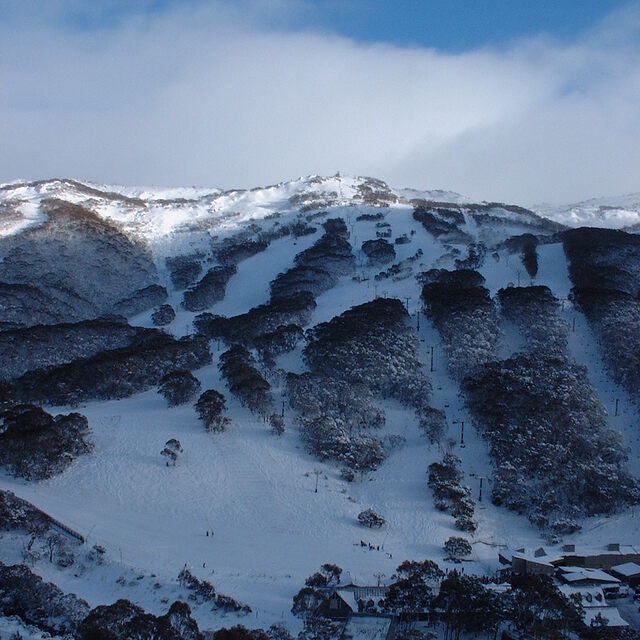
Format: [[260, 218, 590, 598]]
[[1, 175, 640, 633]]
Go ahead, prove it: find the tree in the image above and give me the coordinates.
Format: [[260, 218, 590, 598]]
[[357, 508, 386, 528], [269, 413, 284, 436], [443, 537, 472, 562], [161, 439, 183, 466], [385, 560, 444, 620], [304, 564, 343, 588], [435, 571, 503, 640], [195, 389, 229, 432], [418, 407, 447, 444], [509, 574, 584, 638], [158, 370, 201, 406], [291, 587, 324, 620], [266, 623, 293, 640]]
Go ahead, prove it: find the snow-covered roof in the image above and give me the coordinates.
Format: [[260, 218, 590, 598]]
[[335, 589, 360, 612], [611, 562, 640, 577], [509, 547, 562, 566], [341, 570, 366, 587], [583, 607, 629, 628], [561, 543, 640, 558], [558, 584, 607, 605], [558, 567, 620, 585], [558, 586, 628, 628]]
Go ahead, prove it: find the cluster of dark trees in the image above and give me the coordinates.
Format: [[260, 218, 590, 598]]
[[286, 371, 387, 469], [4, 333, 211, 406], [287, 298, 429, 469], [113, 284, 168, 318], [304, 298, 429, 408], [563, 227, 640, 400], [0, 490, 50, 535], [0, 562, 90, 637], [254, 324, 304, 366], [215, 238, 269, 266], [463, 351, 639, 530], [421, 269, 501, 379], [361, 239, 396, 266], [454, 242, 487, 270], [356, 212, 385, 222], [79, 598, 204, 640], [497, 285, 568, 353], [219, 345, 272, 415], [291, 219, 354, 274], [183, 265, 238, 312], [166, 254, 204, 290], [428, 454, 477, 533], [505, 233, 539, 278], [271, 218, 354, 300], [158, 370, 201, 406], [195, 293, 316, 348], [152, 303, 176, 326], [0, 404, 92, 480], [0, 316, 155, 383], [373, 249, 423, 282], [271, 266, 337, 299], [195, 218, 354, 367], [413, 205, 469, 242]]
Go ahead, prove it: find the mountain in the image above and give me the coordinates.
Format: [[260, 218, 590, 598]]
[[0, 174, 639, 636], [534, 193, 640, 230]]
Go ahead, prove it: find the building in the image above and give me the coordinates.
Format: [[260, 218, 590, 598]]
[[318, 585, 390, 619], [558, 585, 628, 628], [557, 566, 621, 597], [561, 543, 640, 571], [499, 547, 560, 577], [319, 589, 360, 619], [499, 543, 640, 577], [610, 562, 640, 588]]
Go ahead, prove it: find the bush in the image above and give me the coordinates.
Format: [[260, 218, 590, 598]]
[[357, 509, 385, 528]]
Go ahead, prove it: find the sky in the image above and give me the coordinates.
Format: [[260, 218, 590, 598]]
[[1, 0, 639, 204]]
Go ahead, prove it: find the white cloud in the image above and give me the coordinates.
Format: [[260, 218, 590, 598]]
[[1, 1, 639, 204]]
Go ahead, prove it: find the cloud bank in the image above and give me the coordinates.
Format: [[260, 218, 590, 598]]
[[1, 1, 639, 204]]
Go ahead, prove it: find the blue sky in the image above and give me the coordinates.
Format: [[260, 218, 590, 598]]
[[1, 1, 639, 203], [282, 0, 630, 50], [8, 0, 630, 49]]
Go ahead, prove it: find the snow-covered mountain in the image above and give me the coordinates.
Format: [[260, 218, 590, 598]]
[[1, 174, 640, 637], [534, 193, 640, 230]]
